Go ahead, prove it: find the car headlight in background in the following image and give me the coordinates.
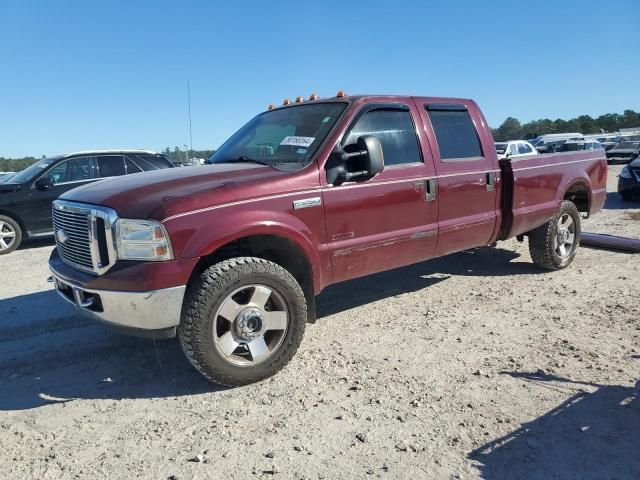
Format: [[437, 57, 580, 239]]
[[620, 166, 632, 179], [116, 219, 173, 261]]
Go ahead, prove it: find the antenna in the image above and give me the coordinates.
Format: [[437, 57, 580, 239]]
[[187, 80, 193, 161]]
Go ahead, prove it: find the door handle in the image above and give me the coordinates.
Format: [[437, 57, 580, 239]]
[[486, 172, 496, 192], [425, 178, 437, 201]]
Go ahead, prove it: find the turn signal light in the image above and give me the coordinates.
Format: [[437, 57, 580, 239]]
[[295, 96, 304, 103], [309, 93, 319, 100], [336, 90, 347, 98]]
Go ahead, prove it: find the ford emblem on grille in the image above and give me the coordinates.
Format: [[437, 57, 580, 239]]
[[56, 229, 70, 244]]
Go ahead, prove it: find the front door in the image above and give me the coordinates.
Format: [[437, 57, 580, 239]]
[[322, 100, 439, 283], [25, 156, 100, 234], [417, 101, 500, 256]]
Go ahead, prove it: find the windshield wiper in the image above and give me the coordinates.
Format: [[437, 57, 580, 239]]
[[218, 156, 271, 166]]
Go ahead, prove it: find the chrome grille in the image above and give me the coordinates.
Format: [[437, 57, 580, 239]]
[[52, 200, 118, 275], [53, 209, 93, 270]]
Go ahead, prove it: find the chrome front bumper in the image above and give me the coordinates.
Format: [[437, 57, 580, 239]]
[[49, 269, 185, 337]]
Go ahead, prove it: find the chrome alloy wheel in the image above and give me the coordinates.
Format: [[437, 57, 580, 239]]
[[554, 213, 576, 259], [0, 220, 16, 251], [213, 284, 289, 366]]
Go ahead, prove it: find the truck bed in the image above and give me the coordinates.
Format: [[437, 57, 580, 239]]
[[499, 150, 608, 240]]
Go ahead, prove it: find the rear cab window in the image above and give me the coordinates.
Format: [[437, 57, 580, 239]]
[[425, 105, 484, 162]]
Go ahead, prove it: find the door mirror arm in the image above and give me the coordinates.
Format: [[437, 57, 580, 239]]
[[326, 135, 385, 185]]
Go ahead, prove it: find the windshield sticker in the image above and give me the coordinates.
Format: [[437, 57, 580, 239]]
[[280, 136, 315, 148]]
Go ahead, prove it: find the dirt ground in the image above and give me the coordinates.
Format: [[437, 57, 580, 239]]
[[1, 165, 639, 480]]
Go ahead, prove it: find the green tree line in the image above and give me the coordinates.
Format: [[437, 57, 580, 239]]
[[161, 147, 215, 163], [492, 109, 640, 141], [0, 155, 44, 172]]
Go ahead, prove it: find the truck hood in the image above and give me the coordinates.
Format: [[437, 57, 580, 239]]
[[60, 163, 288, 220]]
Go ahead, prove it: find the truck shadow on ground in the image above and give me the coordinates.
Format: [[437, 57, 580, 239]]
[[0, 246, 538, 411], [604, 191, 640, 210], [469, 370, 640, 480], [317, 246, 542, 318]]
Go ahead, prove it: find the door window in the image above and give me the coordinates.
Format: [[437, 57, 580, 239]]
[[426, 108, 483, 161], [46, 157, 98, 185], [124, 157, 143, 174], [344, 108, 421, 166], [517, 142, 532, 154], [97, 155, 126, 178]]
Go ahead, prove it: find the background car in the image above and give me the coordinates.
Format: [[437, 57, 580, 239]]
[[606, 140, 640, 164], [0, 150, 173, 254], [494, 140, 538, 159], [618, 158, 640, 201], [557, 140, 603, 152]]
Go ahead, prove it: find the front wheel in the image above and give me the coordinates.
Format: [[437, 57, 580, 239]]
[[0, 215, 22, 255], [528, 200, 581, 271], [178, 257, 307, 386]]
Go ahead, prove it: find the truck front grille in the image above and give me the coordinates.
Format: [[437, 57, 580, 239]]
[[52, 201, 118, 275]]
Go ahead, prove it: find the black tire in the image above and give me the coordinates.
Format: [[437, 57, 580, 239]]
[[620, 192, 633, 202], [0, 215, 22, 255], [528, 200, 581, 271], [178, 257, 307, 386]]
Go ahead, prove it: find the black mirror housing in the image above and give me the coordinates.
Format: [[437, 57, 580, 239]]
[[357, 135, 384, 177], [35, 177, 53, 191]]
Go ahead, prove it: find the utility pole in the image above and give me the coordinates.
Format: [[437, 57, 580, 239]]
[[187, 80, 193, 162]]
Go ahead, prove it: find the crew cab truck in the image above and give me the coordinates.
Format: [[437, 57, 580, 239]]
[[48, 93, 607, 386]]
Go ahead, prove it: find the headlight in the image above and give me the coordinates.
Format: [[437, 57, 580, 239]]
[[115, 219, 173, 261], [620, 166, 632, 179]]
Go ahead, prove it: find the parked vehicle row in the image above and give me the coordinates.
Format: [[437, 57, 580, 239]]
[[46, 92, 607, 386], [618, 157, 640, 201], [0, 150, 174, 254]]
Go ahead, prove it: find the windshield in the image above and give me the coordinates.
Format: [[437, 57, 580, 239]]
[[208, 102, 347, 170], [9, 157, 60, 184], [559, 142, 585, 152]]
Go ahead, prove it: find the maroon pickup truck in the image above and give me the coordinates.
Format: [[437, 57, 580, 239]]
[[48, 93, 607, 385]]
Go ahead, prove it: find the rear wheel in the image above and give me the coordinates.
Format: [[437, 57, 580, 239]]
[[0, 215, 22, 255], [528, 201, 580, 271], [178, 257, 307, 386]]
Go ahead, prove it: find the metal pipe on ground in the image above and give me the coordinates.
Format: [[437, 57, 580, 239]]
[[581, 232, 640, 253]]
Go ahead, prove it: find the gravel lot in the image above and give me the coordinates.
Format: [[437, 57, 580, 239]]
[[1, 165, 639, 480]]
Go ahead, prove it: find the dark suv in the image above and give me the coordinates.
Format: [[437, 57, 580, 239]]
[[0, 150, 173, 254]]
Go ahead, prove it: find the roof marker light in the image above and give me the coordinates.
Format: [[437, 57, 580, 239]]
[[295, 96, 304, 103], [309, 93, 319, 100], [336, 90, 347, 98], [282, 98, 291, 105], [268, 104, 276, 110]]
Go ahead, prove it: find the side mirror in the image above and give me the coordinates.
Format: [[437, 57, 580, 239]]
[[35, 177, 53, 191], [326, 135, 385, 185]]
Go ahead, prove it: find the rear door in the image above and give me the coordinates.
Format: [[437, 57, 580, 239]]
[[417, 101, 500, 256], [322, 99, 439, 283]]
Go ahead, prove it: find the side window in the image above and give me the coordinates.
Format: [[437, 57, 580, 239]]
[[426, 107, 483, 161], [128, 154, 174, 171], [508, 144, 518, 156], [518, 143, 533, 154], [344, 108, 421, 166], [124, 157, 143, 174], [47, 157, 97, 185], [97, 155, 126, 178]]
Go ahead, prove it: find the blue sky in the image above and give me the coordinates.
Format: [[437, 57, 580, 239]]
[[1, 0, 639, 158]]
